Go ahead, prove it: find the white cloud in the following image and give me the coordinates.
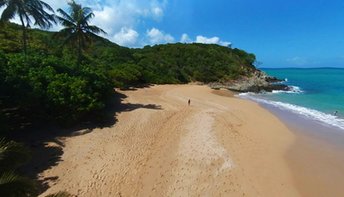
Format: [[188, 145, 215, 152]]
[[151, 7, 163, 19], [90, 0, 167, 35], [147, 28, 174, 44], [219, 41, 232, 47], [195, 35, 231, 47], [1, 1, 234, 48], [112, 27, 139, 47], [180, 33, 192, 43], [196, 35, 220, 44], [87, 0, 168, 45], [179, 34, 231, 47], [1, 0, 168, 46], [1, 0, 169, 47]]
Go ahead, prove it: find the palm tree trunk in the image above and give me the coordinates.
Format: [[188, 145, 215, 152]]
[[19, 15, 27, 55], [77, 37, 82, 65]]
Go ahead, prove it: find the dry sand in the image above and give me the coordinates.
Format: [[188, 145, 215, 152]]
[[39, 85, 301, 196]]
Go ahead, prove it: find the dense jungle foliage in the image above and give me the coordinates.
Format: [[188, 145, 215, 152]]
[[0, 22, 256, 128]]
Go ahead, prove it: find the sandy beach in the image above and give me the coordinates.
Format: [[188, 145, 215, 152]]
[[36, 85, 343, 196]]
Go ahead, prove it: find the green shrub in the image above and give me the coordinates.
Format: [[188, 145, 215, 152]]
[[1, 53, 113, 124], [0, 139, 37, 197]]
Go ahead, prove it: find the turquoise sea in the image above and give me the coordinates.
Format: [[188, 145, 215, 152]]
[[239, 68, 344, 130]]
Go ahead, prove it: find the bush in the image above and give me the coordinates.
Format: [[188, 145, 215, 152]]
[[109, 63, 143, 88], [0, 53, 113, 124]]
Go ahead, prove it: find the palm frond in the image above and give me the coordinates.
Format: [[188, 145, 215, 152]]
[[36, 12, 55, 28], [56, 17, 75, 28], [57, 0, 106, 62], [87, 25, 106, 35], [0, 0, 6, 8], [26, 0, 56, 28], [81, 12, 94, 25], [1, 0, 56, 54], [0, 171, 37, 197], [57, 8, 75, 25], [27, 9, 50, 28], [0, 3, 17, 21], [69, 0, 82, 20], [81, 6, 93, 18], [0, 138, 31, 172], [39, 0, 55, 13], [58, 27, 75, 35]]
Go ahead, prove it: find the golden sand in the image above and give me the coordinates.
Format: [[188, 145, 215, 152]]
[[39, 85, 304, 196]]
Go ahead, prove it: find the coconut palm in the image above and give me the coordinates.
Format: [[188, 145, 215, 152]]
[[0, 0, 56, 54], [56, 0, 106, 63], [0, 138, 37, 196]]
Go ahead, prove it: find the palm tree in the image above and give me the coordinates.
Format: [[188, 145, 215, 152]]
[[0, 0, 56, 54], [0, 138, 37, 196], [56, 0, 106, 64]]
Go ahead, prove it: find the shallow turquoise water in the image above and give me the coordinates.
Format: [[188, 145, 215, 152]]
[[239, 68, 344, 130], [262, 68, 344, 116]]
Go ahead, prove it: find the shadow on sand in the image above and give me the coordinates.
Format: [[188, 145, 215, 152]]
[[10, 91, 162, 194]]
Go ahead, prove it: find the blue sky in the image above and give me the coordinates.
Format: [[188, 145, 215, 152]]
[[2, 0, 344, 68]]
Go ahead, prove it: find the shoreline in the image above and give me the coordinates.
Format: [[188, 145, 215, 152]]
[[256, 103, 344, 196], [35, 85, 343, 196]]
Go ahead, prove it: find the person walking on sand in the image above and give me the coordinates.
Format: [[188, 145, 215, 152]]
[[188, 99, 191, 106]]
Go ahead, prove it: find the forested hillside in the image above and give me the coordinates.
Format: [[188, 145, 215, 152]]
[[0, 22, 257, 128], [1, 22, 257, 85]]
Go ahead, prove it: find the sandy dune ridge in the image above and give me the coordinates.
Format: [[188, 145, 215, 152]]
[[39, 85, 300, 196]]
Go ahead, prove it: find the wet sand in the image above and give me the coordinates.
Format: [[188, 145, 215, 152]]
[[262, 104, 344, 197], [37, 85, 312, 196]]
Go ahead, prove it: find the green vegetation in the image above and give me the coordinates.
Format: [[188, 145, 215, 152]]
[[0, 52, 112, 125], [129, 44, 256, 84], [0, 21, 257, 127], [56, 0, 106, 63], [0, 1, 257, 195], [0, 0, 56, 54], [0, 138, 37, 196]]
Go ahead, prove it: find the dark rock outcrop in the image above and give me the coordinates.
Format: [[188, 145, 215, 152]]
[[209, 70, 290, 93]]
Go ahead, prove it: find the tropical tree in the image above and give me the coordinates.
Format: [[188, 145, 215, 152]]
[[56, 0, 106, 63], [0, 0, 56, 54], [0, 138, 37, 196]]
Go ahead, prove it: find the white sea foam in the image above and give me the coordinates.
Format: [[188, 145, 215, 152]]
[[238, 93, 344, 130], [271, 86, 303, 94]]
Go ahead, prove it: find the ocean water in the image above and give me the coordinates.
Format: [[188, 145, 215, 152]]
[[239, 68, 344, 130]]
